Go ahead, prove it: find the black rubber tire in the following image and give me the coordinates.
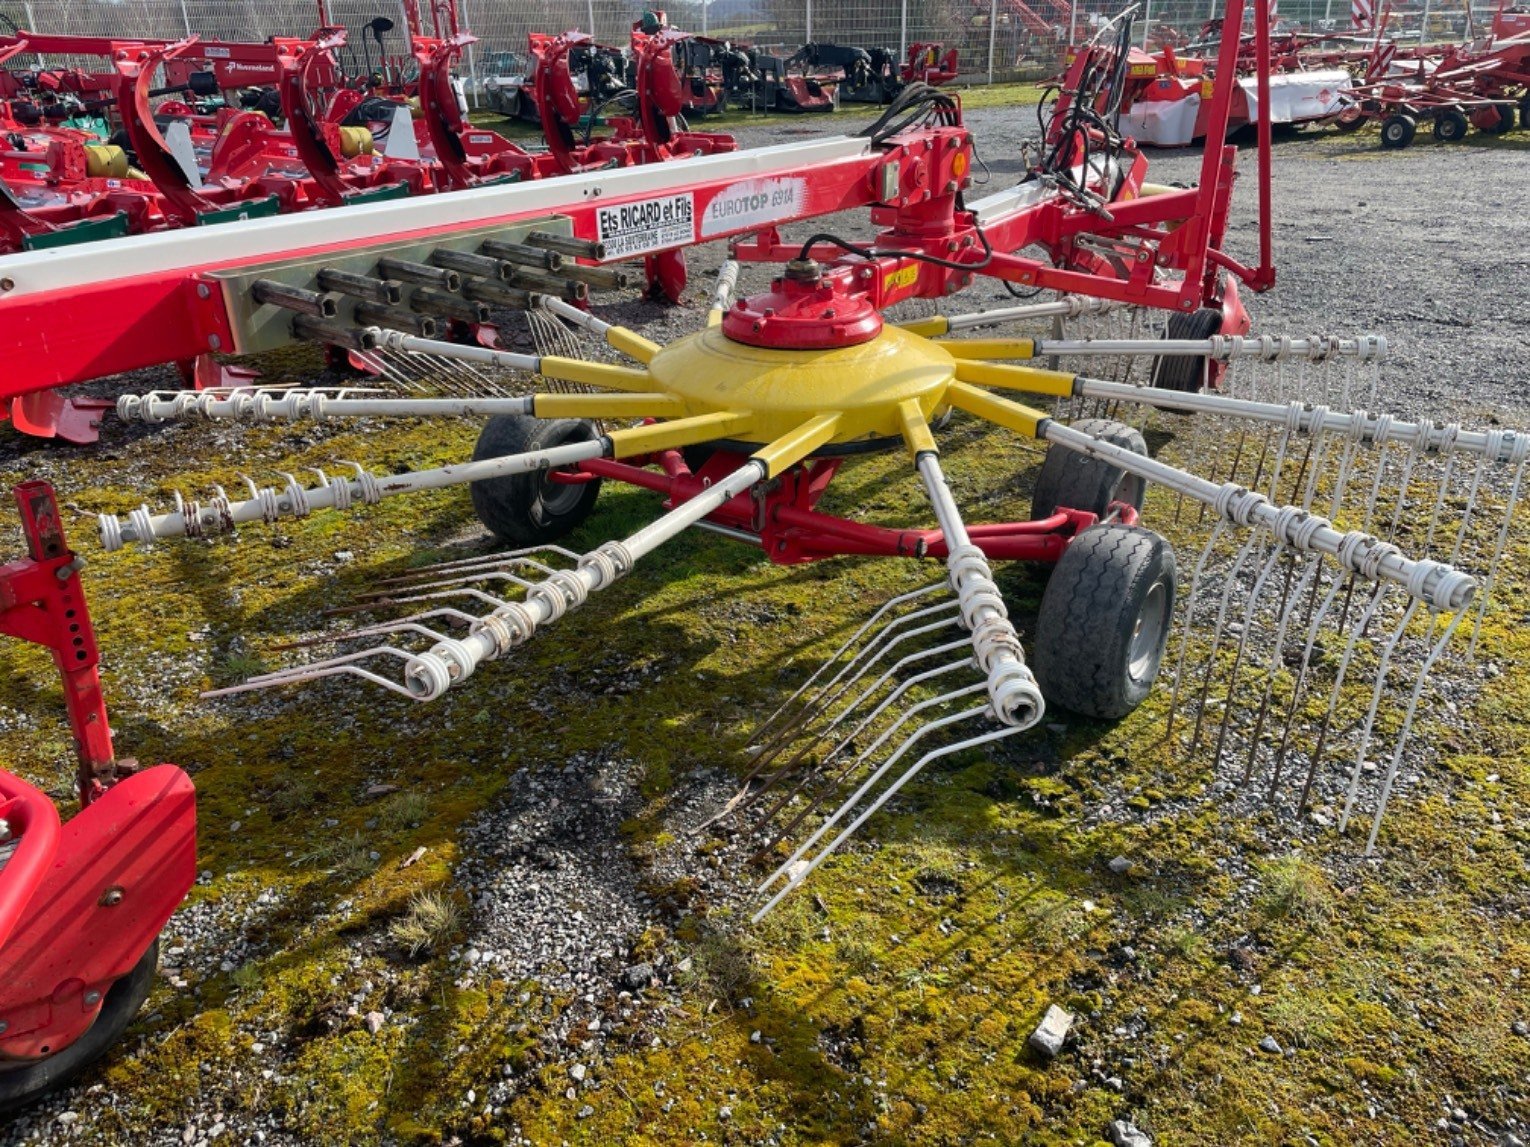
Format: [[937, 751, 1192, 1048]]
[[0, 938, 159, 1114], [1150, 307, 1222, 393], [1432, 109, 1469, 142], [1520, 96, 1530, 130], [469, 416, 603, 545], [1031, 526, 1177, 720], [1380, 113, 1417, 149], [1030, 418, 1147, 522]]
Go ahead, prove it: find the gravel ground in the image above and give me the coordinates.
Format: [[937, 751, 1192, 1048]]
[[0, 110, 1527, 1145]]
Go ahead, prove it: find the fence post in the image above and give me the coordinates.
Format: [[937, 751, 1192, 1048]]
[[1419, 0, 1431, 41], [457, 0, 481, 108], [1068, 1, 1077, 46], [899, 0, 907, 63], [987, 0, 998, 82], [806, 0, 813, 42], [1143, 0, 1152, 46], [177, 0, 192, 36], [589, 0, 597, 35]]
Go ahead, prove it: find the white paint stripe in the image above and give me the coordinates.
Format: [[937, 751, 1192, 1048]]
[[0, 136, 873, 299]]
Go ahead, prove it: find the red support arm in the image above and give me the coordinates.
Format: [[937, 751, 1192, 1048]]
[[0, 482, 118, 804]]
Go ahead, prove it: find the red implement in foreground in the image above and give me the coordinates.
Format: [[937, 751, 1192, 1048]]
[[0, 481, 196, 1110]]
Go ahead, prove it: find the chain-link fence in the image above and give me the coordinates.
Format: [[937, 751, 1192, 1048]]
[[1, 0, 1514, 94]]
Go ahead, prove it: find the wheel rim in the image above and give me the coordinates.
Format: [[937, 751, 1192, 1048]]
[[539, 471, 587, 517], [1128, 579, 1169, 682]]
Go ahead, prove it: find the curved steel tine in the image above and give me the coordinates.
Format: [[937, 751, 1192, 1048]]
[[374, 546, 582, 584], [756, 598, 962, 751], [1338, 599, 1421, 834], [748, 611, 965, 770], [723, 653, 977, 830], [201, 645, 422, 699], [748, 678, 990, 860], [269, 617, 468, 653], [325, 586, 521, 617], [754, 583, 948, 738], [796, 636, 975, 762], [819, 653, 977, 770], [753, 711, 1024, 922], [757, 701, 993, 896], [354, 568, 540, 601], [1365, 608, 1466, 853], [1188, 529, 1266, 751]]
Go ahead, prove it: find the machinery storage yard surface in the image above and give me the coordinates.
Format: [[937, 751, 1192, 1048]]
[[0, 107, 1528, 1146]]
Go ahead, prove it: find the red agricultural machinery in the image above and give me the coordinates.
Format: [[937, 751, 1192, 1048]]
[[1331, 4, 1529, 145], [0, 12, 741, 439], [2, 0, 1522, 1116], [0, 481, 195, 1111]]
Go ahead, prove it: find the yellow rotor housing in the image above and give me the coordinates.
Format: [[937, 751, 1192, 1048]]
[[644, 325, 957, 448]]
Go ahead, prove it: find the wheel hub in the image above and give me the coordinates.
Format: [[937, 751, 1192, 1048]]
[[648, 261, 956, 447]]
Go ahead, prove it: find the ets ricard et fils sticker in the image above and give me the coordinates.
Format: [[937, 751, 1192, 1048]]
[[595, 193, 695, 259], [700, 177, 805, 238]]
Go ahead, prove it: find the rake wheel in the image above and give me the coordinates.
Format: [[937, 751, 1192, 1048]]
[[0, 939, 159, 1114], [1332, 106, 1367, 132], [1380, 113, 1417, 149], [1030, 418, 1147, 521], [1432, 109, 1469, 142], [1150, 307, 1222, 392], [470, 416, 604, 544], [1031, 525, 1177, 720]]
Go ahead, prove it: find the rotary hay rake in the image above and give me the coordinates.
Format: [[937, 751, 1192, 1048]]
[[96, 280, 1526, 921], [0, 0, 1523, 1108]]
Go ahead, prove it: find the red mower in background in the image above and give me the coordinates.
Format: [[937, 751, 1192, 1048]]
[[903, 42, 961, 86], [0, 481, 196, 1111]]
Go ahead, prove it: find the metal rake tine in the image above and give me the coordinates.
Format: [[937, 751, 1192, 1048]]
[[1468, 454, 1529, 657], [1244, 553, 1324, 796], [730, 652, 977, 831], [747, 613, 966, 775], [1419, 428, 1463, 557], [747, 602, 963, 765], [753, 583, 948, 740], [267, 611, 480, 652], [201, 645, 423, 700], [1365, 608, 1467, 853], [752, 709, 1024, 923], [1305, 582, 1390, 815], [1188, 530, 1266, 751], [1287, 573, 1357, 811], [1163, 519, 1228, 742], [374, 545, 582, 584], [757, 702, 993, 894], [747, 677, 990, 863], [354, 568, 542, 601], [1338, 598, 1422, 834], [324, 585, 528, 618], [1443, 453, 1490, 567], [1214, 547, 1297, 783], [777, 636, 976, 774]]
